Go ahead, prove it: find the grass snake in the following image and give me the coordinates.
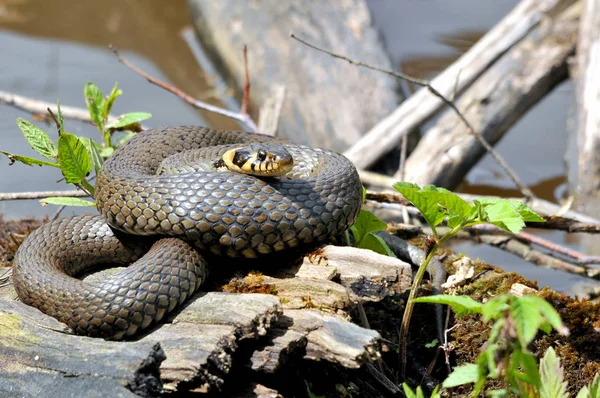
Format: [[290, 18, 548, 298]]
[[12, 126, 363, 340]]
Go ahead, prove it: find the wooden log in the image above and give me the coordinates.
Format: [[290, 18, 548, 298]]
[[186, 0, 400, 152], [403, 1, 579, 189], [1, 244, 407, 396], [344, 0, 569, 169], [573, 0, 600, 214]]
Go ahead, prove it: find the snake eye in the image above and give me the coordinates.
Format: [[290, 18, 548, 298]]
[[257, 149, 267, 161]]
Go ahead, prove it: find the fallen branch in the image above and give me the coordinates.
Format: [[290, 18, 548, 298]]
[[340, 0, 562, 170], [367, 191, 600, 225], [0, 90, 118, 125], [290, 33, 534, 200], [109, 45, 259, 132], [0, 190, 89, 201]]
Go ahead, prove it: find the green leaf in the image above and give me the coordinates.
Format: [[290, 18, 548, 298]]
[[480, 199, 525, 233], [424, 339, 439, 349], [412, 295, 483, 317], [539, 347, 568, 398], [57, 132, 93, 194], [577, 386, 590, 398], [56, 101, 65, 135], [357, 232, 396, 257], [103, 82, 123, 121], [482, 296, 510, 322], [442, 363, 480, 388], [401, 383, 417, 398], [531, 296, 569, 336], [78, 137, 104, 174], [0, 150, 60, 168], [393, 182, 472, 228], [85, 82, 105, 130], [486, 390, 508, 397], [40, 197, 95, 207], [349, 210, 387, 243], [106, 112, 152, 130], [99, 146, 115, 158], [16, 118, 58, 159], [518, 351, 541, 391], [512, 201, 545, 223], [587, 373, 600, 398], [114, 131, 137, 147], [510, 296, 543, 347]]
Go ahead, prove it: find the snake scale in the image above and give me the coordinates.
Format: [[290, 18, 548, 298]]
[[12, 126, 363, 340]]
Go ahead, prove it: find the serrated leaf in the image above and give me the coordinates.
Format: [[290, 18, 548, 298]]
[[103, 82, 123, 121], [513, 201, 545, 223], [78, 137, 104, 174], [350, 210, 387, 243], [442, 364, 480, 388], [85, 82, 105, 129], [510, 296, 543, 347], [16, 118, 58, 159], [482, 200, 525, 233], [57, 132, 93, 192], [0, 150, 60, 168], [393, 182, 472, 228], [527, 296, 569, 336], [106, 112, 152, 130], [540, 347, 568, 398], [358, 232, 396, 258], [40, 197, 95, 207], [412, 294, 483, 316], [482, 296, 510, 322]]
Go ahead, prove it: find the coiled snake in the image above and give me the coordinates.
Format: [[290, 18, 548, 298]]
[[12, 126, 363, 340]]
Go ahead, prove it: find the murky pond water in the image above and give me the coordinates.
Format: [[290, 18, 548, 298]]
[[0, 1, 594, 294]]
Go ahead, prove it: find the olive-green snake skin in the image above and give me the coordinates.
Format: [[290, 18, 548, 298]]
[[12, 126, 363, 340]]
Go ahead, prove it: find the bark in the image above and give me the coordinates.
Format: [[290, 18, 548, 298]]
[[0, 245, 414, 396], [186, 0, 400, 152], [404, 1, 579, 189], [574, 0, 600, 214], [343, 0, 567, 169]]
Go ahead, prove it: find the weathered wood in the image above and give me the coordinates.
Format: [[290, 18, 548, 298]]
[[0, 244, 411, 396], [186, 0, 400, 152], [574, 0, 600, 214], [403, 1, 579, 189], [343, 0, 567, 169], [0, 292, 282, 396]]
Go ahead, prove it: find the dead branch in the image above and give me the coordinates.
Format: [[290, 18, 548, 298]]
[[0, 90, 119, 125], [109, 45, 259, 132], [0, 190, 89, 201], [341, 0, 562, 169], [367, 190, 600, 226], [290, 33, 534, 200]]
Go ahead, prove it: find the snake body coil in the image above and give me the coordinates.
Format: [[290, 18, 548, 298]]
[[12, 126, 362, 339]]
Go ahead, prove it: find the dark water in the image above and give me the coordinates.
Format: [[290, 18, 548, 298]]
[[0, 1, 594, 294]]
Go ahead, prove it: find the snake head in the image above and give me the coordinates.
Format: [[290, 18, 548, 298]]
[[221, 144, 293, 177]]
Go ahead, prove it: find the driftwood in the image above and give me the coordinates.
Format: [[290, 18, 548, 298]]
[[403, 1, 579, 189], [343, 0, 564, 169], [0, 244, 416, 397], [574, 0, 600, 214], [186, 0, 400, 152]]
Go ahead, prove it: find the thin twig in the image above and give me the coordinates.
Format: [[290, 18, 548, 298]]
[[0, 190, 89, 201], [0, 90, 119, 125], [109, 45, 259, 132], [242, 45, 251, 116], [290, 33, 535, 200]]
